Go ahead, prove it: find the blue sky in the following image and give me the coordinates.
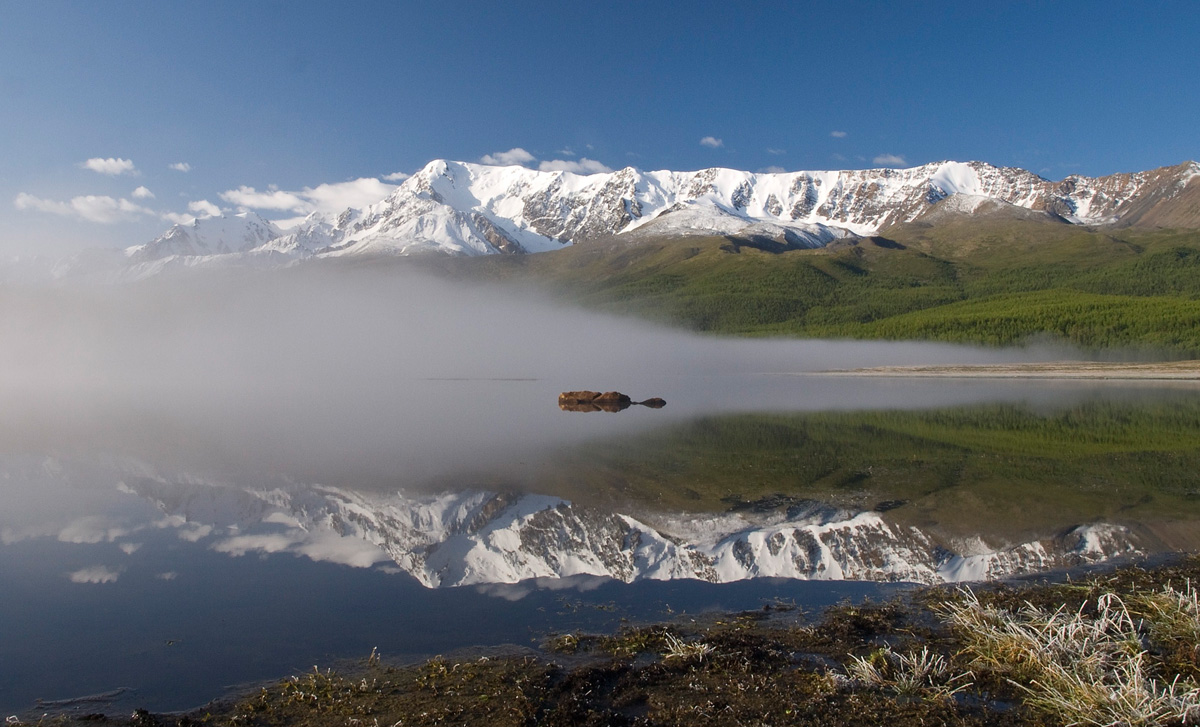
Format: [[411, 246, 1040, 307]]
[[3, 0, 1198, 254]]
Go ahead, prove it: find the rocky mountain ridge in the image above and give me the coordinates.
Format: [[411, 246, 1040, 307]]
[[65, 159, 1200, 279]]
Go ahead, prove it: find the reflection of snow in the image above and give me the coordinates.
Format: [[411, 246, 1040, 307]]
[[67, 565, 122, 584], [136, 478, 1145, 588]]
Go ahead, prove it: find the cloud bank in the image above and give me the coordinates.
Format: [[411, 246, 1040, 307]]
[[14, 192, 156, 224], [873, 153, 907, 166], [219, 178, 398, 219], [537, 158, 613, 174], [480, 148, 536, 166], [82, 157, 137, 176]]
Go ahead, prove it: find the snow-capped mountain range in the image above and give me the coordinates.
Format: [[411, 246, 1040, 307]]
[[57, 159, 1200, 279], [124, 476, 1143, 588]]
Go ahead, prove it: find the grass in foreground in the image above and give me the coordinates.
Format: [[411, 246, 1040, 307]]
[[19, 557, 1200, 727]]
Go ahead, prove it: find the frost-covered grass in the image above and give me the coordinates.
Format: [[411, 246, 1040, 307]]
[[942, 585, 1200, 726], [847, 645, 971, 700]]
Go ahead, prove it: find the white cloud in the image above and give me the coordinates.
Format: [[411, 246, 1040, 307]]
[[161, 199, 222, 224], [119, 542, 142, 555], [302, 178, 398, 215], [700, 136, 723, 148], [161, 212, 195, 225], [220, 185, 307, 212], [169, 162, 192, 172], [15, 192, 155, 224], [68, 565, 122, 584], [537, 158, 613, 174], [873, 154, 907, 166], [218, 178, 398, 219], [132, 186, 155, 199], [82, 157, 136, 175], [382, 171, 411, 182], [556, 148, 576, 157], [766, 148, 786, 155], [157, 571, 179, 580], [830, 130, 848, 138], [480, 148, 536, 166], [758, 166, 786, 174]]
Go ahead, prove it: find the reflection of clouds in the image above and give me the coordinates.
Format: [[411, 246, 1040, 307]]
[[177, 524, 213, 542], [152, 515, 214, 542], [475, 583, 532, 601], [210, 528, 387, 568], [1, 524, 60, 544], [211, 532, 297, 556], [57, 516, 129, 544], [68, 565, 122, 584], [476, 574, 613, 602]]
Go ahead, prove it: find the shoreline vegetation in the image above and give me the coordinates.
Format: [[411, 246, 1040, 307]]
[[15, 556, 1200, 727], [812, 360, 1200, 380]]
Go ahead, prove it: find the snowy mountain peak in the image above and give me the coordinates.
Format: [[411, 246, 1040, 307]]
[[128, 211, 282, 263], [111, 159, 1200, 273]]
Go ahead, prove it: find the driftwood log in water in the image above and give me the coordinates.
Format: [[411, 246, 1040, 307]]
[[558, 391, 666, 413]]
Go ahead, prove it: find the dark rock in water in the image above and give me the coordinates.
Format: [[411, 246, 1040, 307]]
[[558, 391, 665, 413], [559, 400, 630, 413]]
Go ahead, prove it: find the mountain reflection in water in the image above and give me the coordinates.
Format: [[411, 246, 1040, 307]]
[[3, 386, 1200, 715]]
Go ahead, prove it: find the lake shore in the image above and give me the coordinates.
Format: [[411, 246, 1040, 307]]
[[816, 359, 1200, 380]]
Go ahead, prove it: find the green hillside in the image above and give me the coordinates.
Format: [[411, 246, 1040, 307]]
[[421, 219, 1200, 355]]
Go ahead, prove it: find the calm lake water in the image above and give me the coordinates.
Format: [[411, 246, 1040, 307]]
[[2, 271, 1198, 715]]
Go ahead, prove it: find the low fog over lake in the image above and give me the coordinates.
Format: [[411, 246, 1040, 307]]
[[0, 266, 1083, 488]]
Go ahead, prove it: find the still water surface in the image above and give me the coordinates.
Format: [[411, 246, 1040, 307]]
[[3, 371, 1198, 715]]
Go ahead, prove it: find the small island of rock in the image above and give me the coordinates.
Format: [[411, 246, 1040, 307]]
[[558, 391, 667, 413]]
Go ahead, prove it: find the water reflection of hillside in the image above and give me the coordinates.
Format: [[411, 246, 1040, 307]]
[[532, 393, 1200, 550]]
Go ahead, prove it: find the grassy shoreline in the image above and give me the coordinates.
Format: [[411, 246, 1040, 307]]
[[812, 360, 1200, 380], [17, 556, 1200, 727]]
